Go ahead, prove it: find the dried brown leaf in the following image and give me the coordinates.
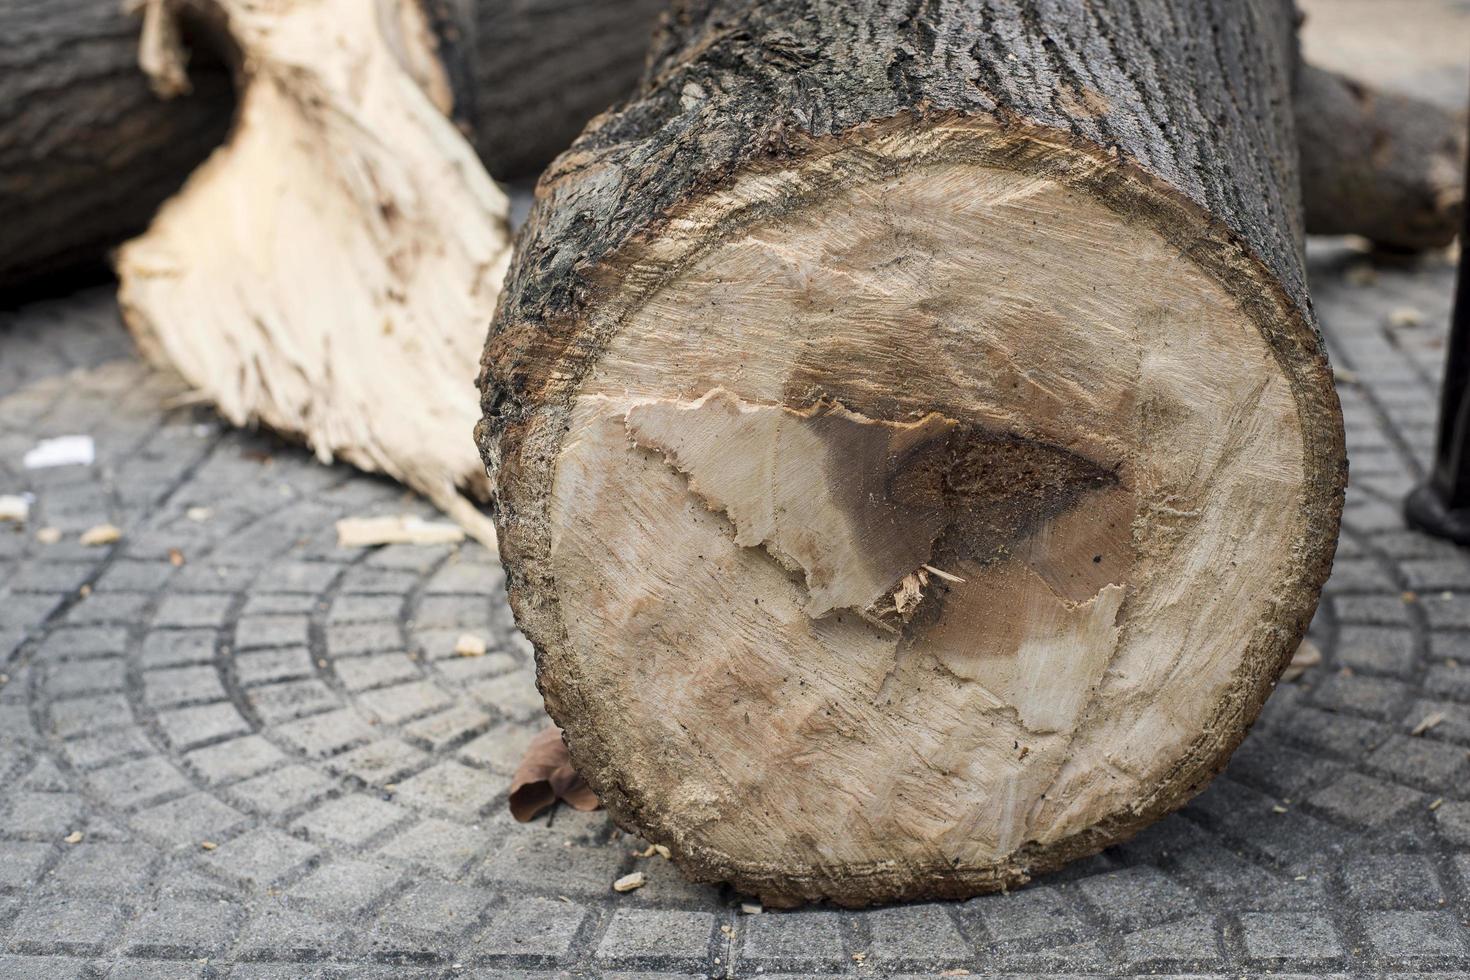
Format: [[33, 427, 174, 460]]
[[508, 725, 600, 822]]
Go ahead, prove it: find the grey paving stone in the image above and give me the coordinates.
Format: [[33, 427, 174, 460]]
[[122, 896, 244, 956], [474, 896, 588, 960], [969, 885, 1081, 943], [1239, 911, 1345, 962], [87, 756, 192, 810], [377, 817, 487, 876], [157, 702, 253, 750], [393, 759, 499, 819], [139, 629, 217, 668], [245, 678, 340, 726], [274, 706, 373, 756], [227, 765, 335, 817], [1075, 866, 1196, 929], [1308, 772, 1427, 828], [334, 653, 422, 693], [208, 827, 319, 886], [866, 903, 971, 964], [0, 841, 52, 888], [132, 792, 249, 844], [327, 738, 429, 786], [6, 893, 124, 953], [286, 858, 402, 916], [380, 880, 493, 939], [235, 647, 315, 686], [596, 908, 716, 966], [738, 910, 848, 969], [292, 793, 407, 847], [1119, 914, 1222, 967], [1365, 910, 1470, 961], [184, 734, 286, 784], [356, 680, 452, 725], [235, 614, 310, 650], [1341, 853, 1447, 909]]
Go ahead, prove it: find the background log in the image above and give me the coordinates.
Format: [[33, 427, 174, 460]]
[[0, 0, 666, 292], [479, 0, 1347, 907]]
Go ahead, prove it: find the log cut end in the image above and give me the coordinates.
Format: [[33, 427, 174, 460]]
[[496, 119, 1345, 906]]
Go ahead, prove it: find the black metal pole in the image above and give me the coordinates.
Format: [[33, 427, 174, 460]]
[[1404, 109, 1470, 542]]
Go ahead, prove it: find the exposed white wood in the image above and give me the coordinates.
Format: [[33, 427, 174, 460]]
[[117, 0, 510, 546]]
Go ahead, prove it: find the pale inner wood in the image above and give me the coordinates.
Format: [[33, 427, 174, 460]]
[[548, 157, 1305, 871]]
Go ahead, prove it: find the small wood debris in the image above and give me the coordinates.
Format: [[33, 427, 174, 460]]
[[1281, 638, 1323, 683], [1411, 711, 1446, 736], [1272, 804, 1288, 814], [186, 506, 213, 522], [23, 435, 94, 469], [1429, 798, 1444, 811], [891, 572, 925, 621], [852, 952, 867, 963], [0, 495, 29, 523], [35, 527, 62, 544], [79, 524, 122, 546], [453, 633, 487, 657], [653, 843, 670, 859], [939, 970, 972, 977], [1388, 306, 1425, 329], [920, 564, 966, 584], [720, 924, 735, 938], [1402, 591, 1419, 604], [63, 831, 83, 844], [1332, 366, 1360, 385], [740, 902, 763, 915], [613, 871, 647, 893], [1345, 263, 1378, 287], [200, 840, 218, 851], [336, 514, 465, 548], [169, 548, 186, 567]]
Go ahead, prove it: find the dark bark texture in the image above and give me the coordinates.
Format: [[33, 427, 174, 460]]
[[0, 0, 665, 291], [456, 0, 669, 179], [0, 0, 233, 292]]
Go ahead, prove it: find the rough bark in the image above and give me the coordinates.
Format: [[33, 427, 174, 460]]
[[1295, 63, 1466, 251], [460, 0, 671, 179], [0, 0, 663, 292], [0, 0, 232, 291], [478, 0, 1347, 907]]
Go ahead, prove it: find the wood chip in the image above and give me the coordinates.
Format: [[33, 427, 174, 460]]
[[168, 548, 186, 567], [508, 725, 601, 822], [453, 633, 487, 657], [920, 564, 966, 584], [200, 840, 218, 851], [0, 495, 29, 523], [79, 524, 122, 546], [1411, 711, 1446, 736], [63, 831, 83, 844], [653, 843, 671, 859], [1429, 798, 1444, 811], [720, 924, 734, 937], [740, 902, 763, 915], [1388, 306, 1425, 329], [186, 507, 213, 522], [336, 514, 465, 548], [35, 527, 62, 544], [1345, 263, 1378, 287], [613, 871, 647, 893], [1281, 638, 1323, 682], [1332, 366, 1360, 385]]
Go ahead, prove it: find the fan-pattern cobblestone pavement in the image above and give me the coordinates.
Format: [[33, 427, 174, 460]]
[[2, 246, 1470, 980]]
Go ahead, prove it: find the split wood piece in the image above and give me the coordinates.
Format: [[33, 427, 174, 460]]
[[0, 0, 664, 291], [1296, 64, 1467, 251], [479, 0, 1347, 907], [116, 0, 510, 548]]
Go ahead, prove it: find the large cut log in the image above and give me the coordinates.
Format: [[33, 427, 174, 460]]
[[0, 0, 665, 292], [479, 0, 1348, 907]]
